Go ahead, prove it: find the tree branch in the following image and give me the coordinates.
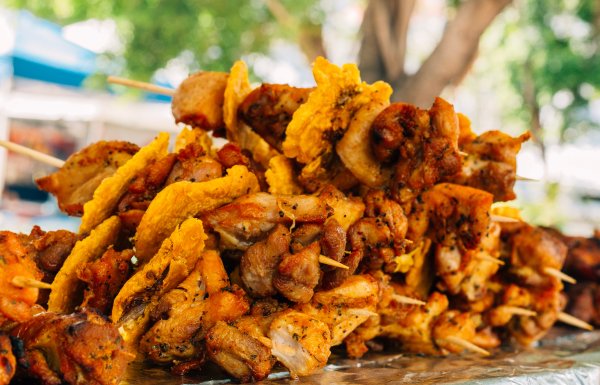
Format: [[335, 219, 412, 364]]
[[395, 0, 512, 106], [359, 0, 415, 84]]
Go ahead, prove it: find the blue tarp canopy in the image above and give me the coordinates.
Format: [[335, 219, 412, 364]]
[[5, 10, 96, 88]]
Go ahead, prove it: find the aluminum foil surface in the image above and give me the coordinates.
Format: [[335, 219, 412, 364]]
[[123, 328, 600, 385]]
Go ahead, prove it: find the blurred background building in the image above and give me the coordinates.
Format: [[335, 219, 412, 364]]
[[0, 0, 599, 234]]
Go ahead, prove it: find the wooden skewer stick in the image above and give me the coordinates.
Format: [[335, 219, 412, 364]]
[[11, 276, 52, 290], [391, 294, 426, 306], [348, 309, 379, 318], [441, 336, 490, 356], [476, 254, 505, 265], [543, 267, 576, 284], [257, 336, 273, 348], [107, 76, 175, 96], [319, 255, 349, 269], [557, 312, 594, 331], [501, 306, 537, 317], [516, 175, 539, 182], [0, 140, 65, 168], [491, 215, 520, 223], [458, 151, 469, 157]]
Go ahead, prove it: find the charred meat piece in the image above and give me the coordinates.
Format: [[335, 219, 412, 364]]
[[239, 84, 313, 152], [371, 98, 461, 193], [449, 130, 531, 202], [0, 333, 16, 385], [241, 224, 291, 298], [273, 242, 321, 303], [11, 309, 134, 385], [77, 248, 133, 315], [36, 141, 139, 216], [551, 229, 600, 281]]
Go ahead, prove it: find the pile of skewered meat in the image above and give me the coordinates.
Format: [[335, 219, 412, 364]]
[[0, 57, 589, 385]]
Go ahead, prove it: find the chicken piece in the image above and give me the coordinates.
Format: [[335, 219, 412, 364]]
[[0, 333, 15, 385], [171, 71, 229, 130], [239, 84, 313, 152], [165, 142, 223, 185], [273, 242, 321, 303], [269, 309, 332, 378], [206, 321, 275, 382], [29, 226, 79, 279], [241, 224, 291, 297], [553, 229, 600, 281], [508, 282, 566, 346], [117, 153, 177, 212], [431, 311, 481, 354], [140, 250, 249, 364], [412, 183, 493, 250], [77, 248, 133, 315], [566, 282, 600, 327], [297, 275, 379, 346], [11, 309, 134, 385], [371, 98, 461, 194], [404, 238, 434, 298], [435, 222, 501, 301], [201, 192, 328, 250], [323, 191, 407, 289], [379, 292, 449, 355], [319, 185, 365, 232], [486, 284, 532, 327], [0, 231, 43, 328], [501, 222, 567, 286], [449, 130, 531, 202], [36, 141, 139, 216], [216, 142, 250, 168]]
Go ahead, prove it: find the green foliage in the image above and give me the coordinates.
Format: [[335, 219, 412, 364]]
[[506, 0, 600, 142], [6, 0, 321, 81]]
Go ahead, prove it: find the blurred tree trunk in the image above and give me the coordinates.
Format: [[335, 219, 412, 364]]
[[359, 0, 512, 106]]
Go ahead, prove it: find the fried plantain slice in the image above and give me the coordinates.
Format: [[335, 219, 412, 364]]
[[112, 218, 207, 347], [79, 133, 169, 235], [282, 57, 392, 165], [265, 155, 303, 195], [48, 216, 121, 313], [134, 165, 260, 263], [36, 141, 139, 216], [174, 126, 215, 155]]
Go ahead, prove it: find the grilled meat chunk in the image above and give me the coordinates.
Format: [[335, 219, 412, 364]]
[[273, 242, 321, 303], [0, 333, 16, 385], [11, 309, 134, 385], [239, 84, 313, 152], [36, 141, 139, 216]]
